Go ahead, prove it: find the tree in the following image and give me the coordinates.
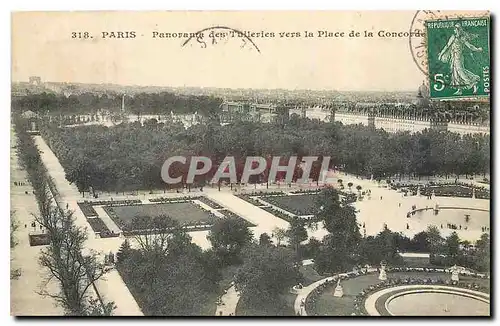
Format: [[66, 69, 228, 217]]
[[35, 206, 114, 315], [313, 187, 361, 273], [117, 243, 220, 316], [130, 215, 177, 256], [426, 225, 444, 255], [273, 227, 287, 246], [116, 239, 132, 263], [86, 298, 117, 316], [302, 237, 321, 259], [474, 233, 490, 272], [286, 218, 308, 253], [411, 231, 430, 252], [36, 111, 490, 194], [444, 232, 461, 264], [359, 228, 405, 266], [235, 245, 301, 309], [259, 233, 272, 246], [207, 218, 253, 265]]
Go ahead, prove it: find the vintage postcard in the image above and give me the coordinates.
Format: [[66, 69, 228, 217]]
[[10, 11, 490, 317]]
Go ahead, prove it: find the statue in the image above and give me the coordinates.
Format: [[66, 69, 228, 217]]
[[379, 261, 387, 281], [451, 265, 460, 282], [333, 279, 344, 297]]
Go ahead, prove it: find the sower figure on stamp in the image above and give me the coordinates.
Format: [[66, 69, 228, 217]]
[[438, 23, 483, 95]]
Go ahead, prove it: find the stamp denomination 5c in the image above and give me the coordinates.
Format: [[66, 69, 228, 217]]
[[426, 17, 490, 99]]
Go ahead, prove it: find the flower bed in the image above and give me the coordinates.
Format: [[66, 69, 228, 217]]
[[196, 196, 223, 209], [29, 233, 50, 246], [82, 199, 142, 206], [77, 202, 98, 217], [244, 190, 285, 197], [148, 196, 200, 203], [289, 189, 321, 195], [236, 194, 268, 207], [390, 182, 490, 199], [86, 217, 112, 234], [421, 185, 473, 198], [475, 189, 490, 199], [122, 223, 214, 236]]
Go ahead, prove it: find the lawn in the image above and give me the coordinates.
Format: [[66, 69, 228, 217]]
[[104, 202, 218, 229], [259, 194, 319, 216]]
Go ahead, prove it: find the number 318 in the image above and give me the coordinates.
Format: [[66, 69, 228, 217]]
[[72, 32, 90, 39]]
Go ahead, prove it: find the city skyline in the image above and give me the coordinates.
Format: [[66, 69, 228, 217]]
[[13, 78, 422, 93]]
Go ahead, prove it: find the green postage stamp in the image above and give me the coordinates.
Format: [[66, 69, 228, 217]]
[[426, 17, 490, 99]]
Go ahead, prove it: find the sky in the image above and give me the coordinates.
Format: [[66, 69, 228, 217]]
[[11, 10, 487, 91]]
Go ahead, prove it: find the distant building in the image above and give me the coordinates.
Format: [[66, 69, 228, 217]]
[[415, 81, 430, 108], [220, 100, 289, 124], [28, 76, 42, 86]]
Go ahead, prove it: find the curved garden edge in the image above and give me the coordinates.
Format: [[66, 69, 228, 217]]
[[294, 266, 489, 316], [294, 267, 378, 316], [364, 284, 490, 316]]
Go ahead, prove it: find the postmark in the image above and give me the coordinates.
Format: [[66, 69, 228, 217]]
[[181, 26, 261, 53], [426, 17, 490, 99], [409, 10, 443, 75]]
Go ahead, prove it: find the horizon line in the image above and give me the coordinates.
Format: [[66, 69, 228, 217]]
[[11, 79, 418, 94]]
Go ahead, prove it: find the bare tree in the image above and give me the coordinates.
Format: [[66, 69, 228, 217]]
[[130, 215, 179, 256], [34, 195, 113, 315], [273, 227, 288, 246]]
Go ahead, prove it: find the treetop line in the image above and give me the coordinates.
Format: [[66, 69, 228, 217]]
[[161, 156, 331, 185]]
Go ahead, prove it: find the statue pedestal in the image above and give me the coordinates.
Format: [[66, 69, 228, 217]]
[[379, 269, 387, 281], [333, 284, 344, 297]]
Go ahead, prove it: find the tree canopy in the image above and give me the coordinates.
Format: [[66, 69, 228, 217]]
[[38, 117, 489, 193], [207, 218, 254, 265], [235, 245, 301, 308]]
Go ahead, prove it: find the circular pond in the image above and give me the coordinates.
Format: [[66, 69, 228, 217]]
[[386, 290, 489, 316], [411, 207, 489, 231]]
